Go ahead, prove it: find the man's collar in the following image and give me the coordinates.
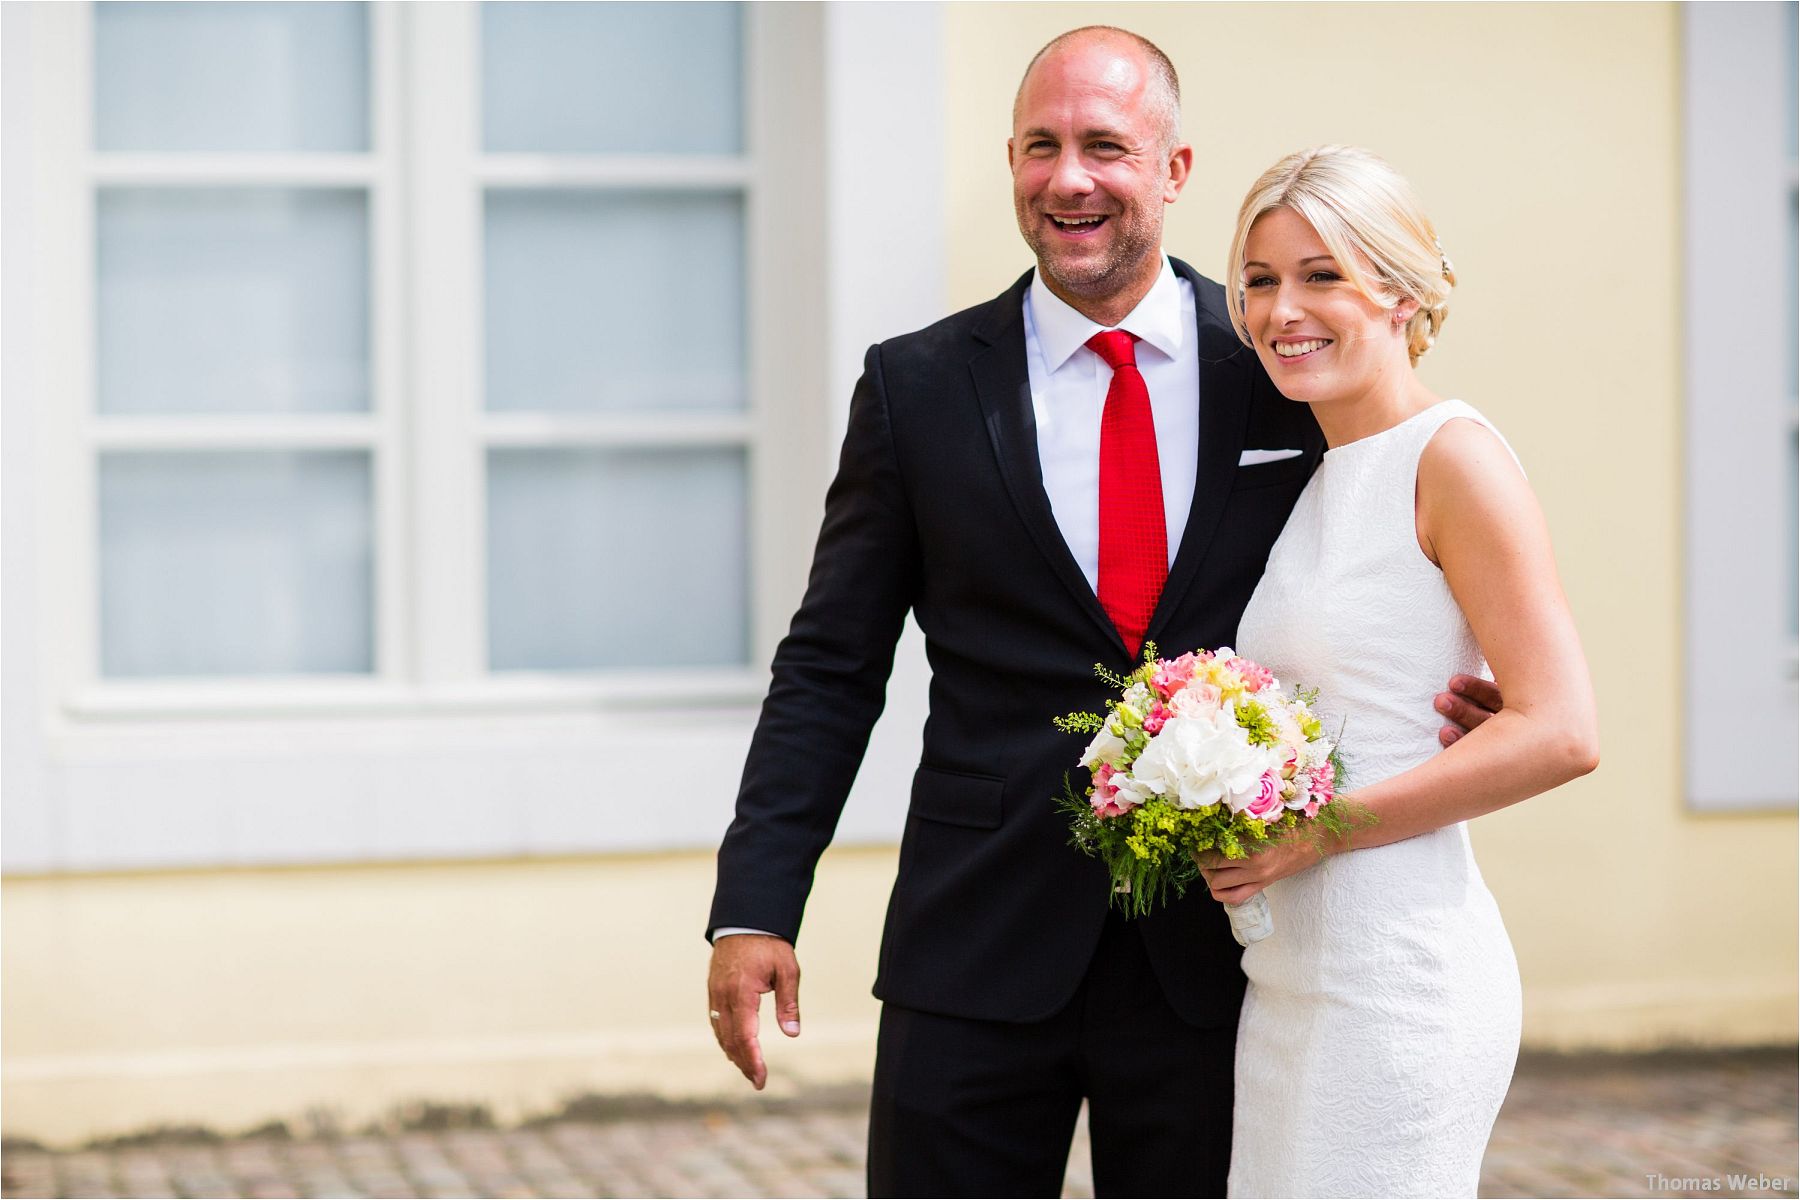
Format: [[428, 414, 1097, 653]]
[[1027, 255, 1185, 372]]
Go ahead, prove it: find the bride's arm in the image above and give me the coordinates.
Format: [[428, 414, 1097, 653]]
[[1351, 416, 1599, 839], [1200, 416, 1598, 903]]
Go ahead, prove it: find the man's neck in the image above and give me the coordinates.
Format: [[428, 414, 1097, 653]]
[[1037, 253, 1165, 328]]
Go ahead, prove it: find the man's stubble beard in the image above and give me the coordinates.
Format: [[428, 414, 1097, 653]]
[[1018, 200, 1164, 308]]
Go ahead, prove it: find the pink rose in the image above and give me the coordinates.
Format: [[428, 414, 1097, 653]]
[[1242, 772, 1283, 821], [1151, 653, 1200, 699], [1225, 656, 1275, 693], [1191, 681, 1221, 706]]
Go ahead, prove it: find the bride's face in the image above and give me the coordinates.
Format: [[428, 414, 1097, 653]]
[[1239, 207, 1416, 405]]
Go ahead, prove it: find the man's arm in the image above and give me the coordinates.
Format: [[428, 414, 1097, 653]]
[[706, 343, 921, 1087]]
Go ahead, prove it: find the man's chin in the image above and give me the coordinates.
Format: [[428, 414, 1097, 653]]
[[1035, 253, 1126, 300]]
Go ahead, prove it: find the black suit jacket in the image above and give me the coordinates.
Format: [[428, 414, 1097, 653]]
[[709, 258, 1325, 1028]]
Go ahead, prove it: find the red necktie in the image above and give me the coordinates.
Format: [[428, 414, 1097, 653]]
[[1087, 330, 1166, 658]]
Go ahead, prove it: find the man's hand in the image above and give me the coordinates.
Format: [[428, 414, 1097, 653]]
[[707, 934, 801, 1090], [1435, 674, 1502, 747], [1194, 834, 1326, 905]]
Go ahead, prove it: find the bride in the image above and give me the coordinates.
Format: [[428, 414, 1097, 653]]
[[1197, 146, 1600, 1198]]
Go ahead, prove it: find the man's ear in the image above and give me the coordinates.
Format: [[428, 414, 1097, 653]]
[[1164, 142, 1194, 204], [1006, 136, 1017, 172]]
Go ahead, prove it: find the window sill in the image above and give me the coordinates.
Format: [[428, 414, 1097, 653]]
[[62, 669, 769, 723]]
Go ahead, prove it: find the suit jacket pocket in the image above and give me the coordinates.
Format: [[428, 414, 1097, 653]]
[[1231, 454, 1315, 491], [909, 765, 1005, 829]]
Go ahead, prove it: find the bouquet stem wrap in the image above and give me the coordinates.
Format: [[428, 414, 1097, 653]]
[[1225, 893, 1274, 946]]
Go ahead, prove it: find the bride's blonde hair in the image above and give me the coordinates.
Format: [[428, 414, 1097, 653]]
[[1225, 146, 1455, 366]]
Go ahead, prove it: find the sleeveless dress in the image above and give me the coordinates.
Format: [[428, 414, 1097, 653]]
[[1227, 400, 1523, 1198]]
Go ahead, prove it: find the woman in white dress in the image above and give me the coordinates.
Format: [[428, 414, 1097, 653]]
[[1198, 146, 1600, 1199]]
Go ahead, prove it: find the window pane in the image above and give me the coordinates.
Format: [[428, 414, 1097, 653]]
[[482, 1, 741, 155], [97, 188, 370, 414], [1784, 1, 1796, 643], [1789, 185, 1798, 402], [95, 1, 369, 153], [1785, 2, 1797, 173], [99, 452, 374, 677], [487, 448, 747, 670], [484, 192, 744, 412], [1787, 425, 1797, 640]]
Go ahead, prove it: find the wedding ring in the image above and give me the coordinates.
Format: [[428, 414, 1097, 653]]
[[709, 1010, 722, 1021]]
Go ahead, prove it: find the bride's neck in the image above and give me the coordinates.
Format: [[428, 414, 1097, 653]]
[[1309, 371, 1441, 452]]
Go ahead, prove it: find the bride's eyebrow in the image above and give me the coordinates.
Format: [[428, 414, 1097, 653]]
[[1242, 256, 1338, 270]]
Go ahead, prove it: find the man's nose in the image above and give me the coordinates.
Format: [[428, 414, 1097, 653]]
[[1048, 148, 1094, 199]]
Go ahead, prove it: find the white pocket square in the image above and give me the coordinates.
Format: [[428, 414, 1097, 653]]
[[1238, 448, 1303, 466]]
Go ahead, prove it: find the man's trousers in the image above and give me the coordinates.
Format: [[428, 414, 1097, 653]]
[[867, 905, 1238, 1198]]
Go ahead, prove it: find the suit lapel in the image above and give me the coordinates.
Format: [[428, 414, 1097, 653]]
[[969, 272, 1127, 654], [1144, 259, 1255, 652]]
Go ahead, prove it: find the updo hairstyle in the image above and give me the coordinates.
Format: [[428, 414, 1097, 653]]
[[1224, 145, 1455, 366]]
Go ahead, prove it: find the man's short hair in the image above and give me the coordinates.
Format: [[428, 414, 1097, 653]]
[[1013, 26, 1182, 154]]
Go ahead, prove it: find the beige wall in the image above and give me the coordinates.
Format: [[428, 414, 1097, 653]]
[[4, 1, 1793, 1150], [947, 1, 1795, 1044], [2, 851, 897, 1147]]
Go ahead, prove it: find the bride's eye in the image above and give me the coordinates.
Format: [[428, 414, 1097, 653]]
[[1307, 270, 1341, 283], [1245, 274, 1276, 288]]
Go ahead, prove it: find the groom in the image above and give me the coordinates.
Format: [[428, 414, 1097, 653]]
[[708, 25, 1496, 1197]]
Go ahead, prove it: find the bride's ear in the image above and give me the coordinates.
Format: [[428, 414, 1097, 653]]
[[1390, 299, 1420, 327]]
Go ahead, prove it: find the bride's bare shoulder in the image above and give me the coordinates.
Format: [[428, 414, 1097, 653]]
[[1414, 414, 1540, 568]]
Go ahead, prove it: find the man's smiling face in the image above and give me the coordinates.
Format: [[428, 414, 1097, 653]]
[[1008, 35, 1187, 312]]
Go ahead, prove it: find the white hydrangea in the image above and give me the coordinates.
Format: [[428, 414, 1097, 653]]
[[1128, 709, 1280, 812]]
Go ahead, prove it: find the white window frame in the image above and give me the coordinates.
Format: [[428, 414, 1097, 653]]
[[73, 3, 407, 702], [1681, 0, 1798, 811], [49, 1, 808, 717], [3, 1, 946, 873]]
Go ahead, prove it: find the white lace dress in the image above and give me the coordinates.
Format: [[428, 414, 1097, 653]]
[[1227, 400, 1523, 1198]]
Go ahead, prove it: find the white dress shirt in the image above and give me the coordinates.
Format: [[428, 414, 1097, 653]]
[[715, 256, 1201, 944], [1025, 254, 1198, 592]]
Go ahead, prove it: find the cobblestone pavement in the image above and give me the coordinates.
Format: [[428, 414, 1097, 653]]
[[3, 1049, 1793, 1199]]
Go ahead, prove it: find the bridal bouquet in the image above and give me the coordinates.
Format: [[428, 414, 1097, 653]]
[[1055, 644, 1353, 944]]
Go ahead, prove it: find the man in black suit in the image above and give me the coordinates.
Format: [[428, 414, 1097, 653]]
[[707, 25, 1496, 1197]]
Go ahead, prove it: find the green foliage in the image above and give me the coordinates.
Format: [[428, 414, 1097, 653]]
[[1056, 771, 1379, 919], [1328, 716, 1350, 791], [1059, 781, 1202, 917], [1091, 662, 1136, 692], [1058, 784, 1281, 918], [1092, 642, 1161, 693], [1235, 700, 1277, 746], [1053, 711, 1106, 734], [1290, 687, 1324, 739]]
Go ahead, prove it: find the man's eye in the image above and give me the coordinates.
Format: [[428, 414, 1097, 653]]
[[1091, 141, 1124, 153], [1027, 140, 1057, 153]]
